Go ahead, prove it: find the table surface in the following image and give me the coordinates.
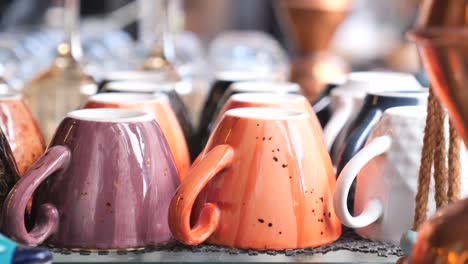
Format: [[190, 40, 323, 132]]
[[52, 250, 399, 263]]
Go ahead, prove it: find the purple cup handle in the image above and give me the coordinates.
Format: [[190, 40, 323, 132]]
[[2, 146, 71, 246]]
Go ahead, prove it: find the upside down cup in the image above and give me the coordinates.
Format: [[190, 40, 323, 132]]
[[169, 108, 341, 250]]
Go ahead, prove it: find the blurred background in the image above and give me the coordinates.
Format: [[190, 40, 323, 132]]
[[0, 0, 425, 128]]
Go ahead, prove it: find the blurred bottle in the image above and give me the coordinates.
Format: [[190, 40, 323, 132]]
[[22, 0, 93, 142]]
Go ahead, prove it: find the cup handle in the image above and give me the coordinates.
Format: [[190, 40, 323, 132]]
[[2, 146, 71, 246], [169, 144, 234, 245], [333, 136, 391, 228], [336, 108, 383, 174], [324, 102, 353, 151]]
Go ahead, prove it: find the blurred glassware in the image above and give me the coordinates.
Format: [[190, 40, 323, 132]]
[[138, 0, 209, 126], [173, 31, 210, 127], [139, 0, 179, 81], [330, 0, 420, 71], [208, 30, 290, 81], [22, 0, 94, 143]]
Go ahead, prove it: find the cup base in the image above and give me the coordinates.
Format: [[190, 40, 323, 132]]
[[206, 232, 341, 250], [45, 240, 176, 253]]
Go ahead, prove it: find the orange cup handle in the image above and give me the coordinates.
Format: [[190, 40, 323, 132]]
[[169, 144, 234, 245]]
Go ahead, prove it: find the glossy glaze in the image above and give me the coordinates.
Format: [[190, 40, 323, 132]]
[[197, 71, 265, 155], [335, 91, 428, 213], [336, 91, 428, 174], [84, 93, 190, 179], [2, 109, 180, 249], [211, 93, 323, 144], [0, 94, 45, 175], [169, 108, 341, 249], [198, 81, 302, 146], [98, 81, 193, 155], [334, 106, 468, 243]]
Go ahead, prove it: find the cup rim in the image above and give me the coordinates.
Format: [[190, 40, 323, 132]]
[[0, 92, 21, 100], [103, 71, 164, 81], [384, 105, 427, 118], [334, 71, 423, 95], [67, 108, 153, 123], [88, 92, 167, 104], [230, 92, 306, 103], [103, 81, 174, 93], [367, 89, 428, 98], [224, 107, 308, 120], [229, 81, 300, 93]]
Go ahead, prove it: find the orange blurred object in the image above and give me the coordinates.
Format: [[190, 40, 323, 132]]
[[411, 198, 468, 264], [0, 94, 45, 176], [409, 0, 468, 147]]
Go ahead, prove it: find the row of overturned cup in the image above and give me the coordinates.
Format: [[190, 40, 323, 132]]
[[0, 71, 465, 251]]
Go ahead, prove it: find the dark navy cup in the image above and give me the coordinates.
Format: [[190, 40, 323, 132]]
[[335, 90, 428, 211]]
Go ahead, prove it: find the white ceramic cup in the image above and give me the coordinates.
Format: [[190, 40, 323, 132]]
[[333, 106, 468, 244], [324, 71, 423, 153]]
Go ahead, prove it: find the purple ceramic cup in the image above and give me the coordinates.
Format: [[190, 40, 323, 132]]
[[1, 108, 180, 250]]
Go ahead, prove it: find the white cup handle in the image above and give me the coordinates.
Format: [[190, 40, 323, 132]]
[[324, 103, 353, 151], [333, 136, 391, 228]]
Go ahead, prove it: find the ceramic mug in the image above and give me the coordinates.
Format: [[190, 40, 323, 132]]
[[0, 93, 45, 175], [95, 71, 165, 92], [313, 72, 421, 129], [323, 71, 423, 153], [336, 90, 428, 174], [99, 81, 193, 150], [197, 81, 301, 144], [334, 106, 468, 244], [214, 81, 301, 119], [214, 93, 322, 138], [198, 71, 261, 134], [169, 108, 341, 250], [2, 109, 180, 249], [84, 93, 190, 179]]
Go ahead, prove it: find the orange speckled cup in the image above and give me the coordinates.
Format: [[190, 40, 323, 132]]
[[216, 92, 322, 135], [84, 93, 190, 179], [169, 107, 341, 249], [0, 93, 45, 175]]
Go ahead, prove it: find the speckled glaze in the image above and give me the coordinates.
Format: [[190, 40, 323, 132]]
[[0, 94, 45, 175], [197, 81, 301, 146], [2, 109, 180, 249], [214, 93, 323, 137], [83, 93, 190, 179], [169, 108, 341, 250]]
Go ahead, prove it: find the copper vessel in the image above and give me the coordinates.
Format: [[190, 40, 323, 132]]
[[277, 0, 350, 55], [409, 0, 468, 147], [410, 198, 468, 264], [276, 0, 350, 102]]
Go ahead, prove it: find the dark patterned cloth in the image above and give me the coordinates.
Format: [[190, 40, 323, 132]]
[[49, 228, 403, 258]]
